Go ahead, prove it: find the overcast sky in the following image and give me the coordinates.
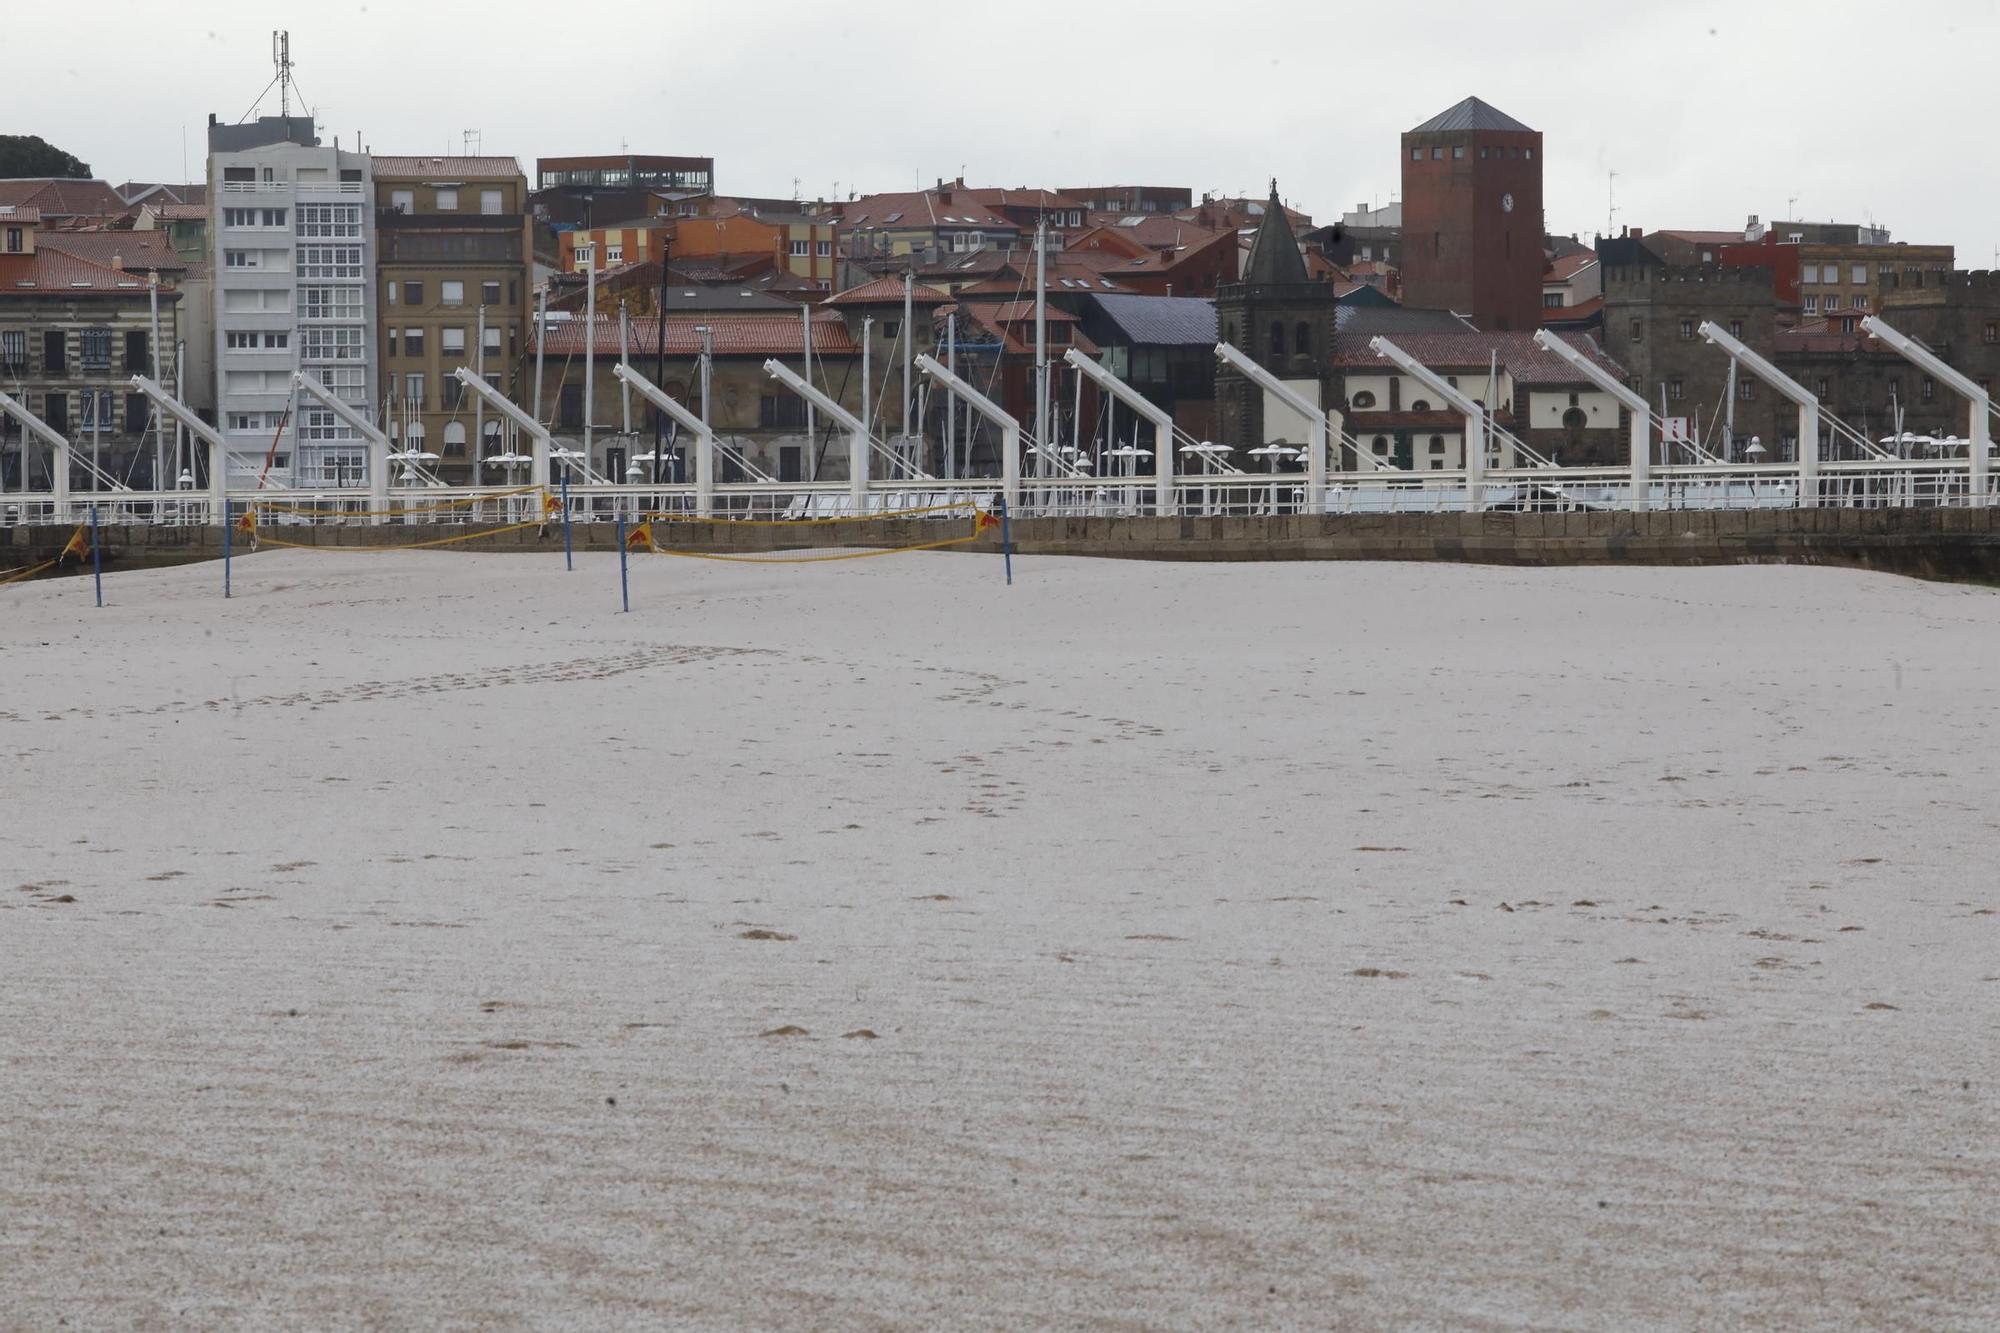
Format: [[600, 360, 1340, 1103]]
[[7, 0, 1997, 264]]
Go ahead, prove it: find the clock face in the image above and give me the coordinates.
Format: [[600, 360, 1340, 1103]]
[[1502, 193, 1516, 214]]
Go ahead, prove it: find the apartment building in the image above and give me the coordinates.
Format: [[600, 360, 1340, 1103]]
[[206, 114, 376, 486], [373, 156, 534, 483], [0, 205, 182, 489]]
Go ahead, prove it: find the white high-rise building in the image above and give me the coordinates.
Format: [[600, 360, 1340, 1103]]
[[206, 114, 377, 487]]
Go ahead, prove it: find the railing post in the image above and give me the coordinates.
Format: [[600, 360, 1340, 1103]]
[[1799, 402, 1820, 508]]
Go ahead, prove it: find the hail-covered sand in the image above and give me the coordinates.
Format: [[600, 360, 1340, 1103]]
[[2, 550, 1997, 1329]]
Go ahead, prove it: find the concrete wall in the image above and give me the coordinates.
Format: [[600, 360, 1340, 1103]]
[[15, 507, 2000, 585]]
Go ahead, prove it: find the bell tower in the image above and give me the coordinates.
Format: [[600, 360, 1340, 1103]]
[[1215, 181, 1335, 452]]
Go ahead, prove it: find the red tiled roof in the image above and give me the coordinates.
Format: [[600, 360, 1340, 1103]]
[[0, 205, 41, 224], [1544, 252, 1599, 283], [1332, 330, 1626, 385], [957, 304, 1098, 359], [0, 178, 129, 219], [1539, 295, 1604, 325], [975, 300, 1081, 323], [373, 156, 525, 180], [37, 229, 187, 274], [534, 314, 857, 358], [824, 276, 952, 306], [964, 186, 1090, 212], [154, 202, 209, 221], [0, 248, 176, 296], [836, 188, 1018, 233]]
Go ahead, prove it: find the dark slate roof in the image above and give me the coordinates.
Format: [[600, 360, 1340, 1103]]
[[1408, 97, 1533, 135], [1242, 183, 1308, 285], [1088, 294, 1218, 345], [1334, 306, 1477, 336]]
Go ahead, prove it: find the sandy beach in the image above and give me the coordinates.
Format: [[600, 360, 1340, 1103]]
[[2, 548, 1997, 1330]]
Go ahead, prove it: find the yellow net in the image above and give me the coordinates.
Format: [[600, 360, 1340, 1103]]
[[634, 499, 999, 564]]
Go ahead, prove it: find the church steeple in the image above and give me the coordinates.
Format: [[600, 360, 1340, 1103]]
[[1243, 180, 1307, 286]]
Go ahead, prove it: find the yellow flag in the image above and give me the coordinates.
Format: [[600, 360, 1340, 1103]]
[[625, 520, 654, 551], [974, 509, 1000, 535], [60, 523, 89, 562], [237, 507, 258, 537]]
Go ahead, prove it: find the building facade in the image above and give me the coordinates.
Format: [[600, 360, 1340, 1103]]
[[1601, 258, 1783, 457], [0, 206, 183, 490], [206, 114, 376, 486], [373, 156, 534, 484], [1400, 97, 1544, 332]]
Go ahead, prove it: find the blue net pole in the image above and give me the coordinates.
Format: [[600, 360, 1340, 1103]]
[[89, 503, 103, 607]]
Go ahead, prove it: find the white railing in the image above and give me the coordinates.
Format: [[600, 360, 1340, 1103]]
[[4, 458, 1996, 529]]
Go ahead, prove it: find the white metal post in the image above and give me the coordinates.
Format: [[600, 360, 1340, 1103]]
[[861, 315, 872, 463], [802, 300, 816, 480], [148, 272, 164, 491], [531, 285, 547, 427], [0, 389, 70, 518], [583, 255, 595, 471], [451, 368, 549, 489], [474, 305, 486, 484], [1863, 314, 1993, 505], [699, 325, 714, 515], [615, 362, 719, 517], [1066, 348, 1176, 513], [1035, 222, 1047, 479], [902, 269, 913, 466], [293, 372, 390, 525], [1364, 337, 1489, 511], [945, 313, 956, 481], [1699, 321, 1820, 507], [618, 300, 630, 437], [128, 376, 225, 522], [761, 358, 872, 511], [914, 352, 1020, 511], [1532, 328, 1653, 511]]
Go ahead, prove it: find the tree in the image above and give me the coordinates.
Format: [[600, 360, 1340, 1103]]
[[0, 135, 91, 180]]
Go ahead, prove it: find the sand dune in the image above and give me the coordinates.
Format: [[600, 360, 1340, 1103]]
[[2, 550, 1997, 1329]]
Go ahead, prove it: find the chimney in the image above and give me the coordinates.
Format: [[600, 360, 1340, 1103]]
[[111, 253, 123, 271]]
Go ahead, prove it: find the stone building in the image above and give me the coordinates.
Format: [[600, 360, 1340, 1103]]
[[373, 155, 534, 485], [0, 206, 182, 489], [1214, 183, 1336, 454], [1600, 255, 1783, 457]]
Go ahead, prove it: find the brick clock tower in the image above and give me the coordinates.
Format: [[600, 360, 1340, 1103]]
[[1400, 96, 1543, 332]]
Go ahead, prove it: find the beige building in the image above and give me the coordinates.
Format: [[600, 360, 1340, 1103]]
[[373, 156, 533, 484], [1798, 242, 1953, 320]]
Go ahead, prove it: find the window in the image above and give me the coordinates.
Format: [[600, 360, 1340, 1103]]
[[1824, 295, 1840, 311], [1853, 295, 1868, 310], [403, 280, 424, 305], [302, 285, 363, 321], [1410, 147, 1422, 162], [387, 329, 399, 357], [606, 244, 623, 264], [125, 330, 149, 373], [264, 332, 288, 349], [482, 281, 501, 306], [1679, 319, 1694, 341], [1429, 436, 1446, 454], [558, 383, 582, 428], [390, 189, 414, 214], [1668, 378, 1684, 401], [1629, 319, 1643, 343], [1431, 146, 1443, 160], [1544, 291, 1564, 308], [1922, 376, 1935, 403], [224, 249, 257, 268], [261, 209, 287, 227], [441, 280, 465, 306], [403, 373, 425, 409], [44, 392, 67, 432], [1984, 322, 1997, 345], [223, 208, 256, 227], [1350, 390, 1376, 409], [1269, 321, 1284, 358], [443, 421, 467, 456], [0, 330, 24, 371], [1452, 145, 1464, 160], [1524, 148, 1533, 160], [816, 240, 831, 257], [759, 394, 806, 430], [80, 329, 111, 370], [1371, 437, 1388, 455], [1729, 320, 1743, 339], [1816, 377, 1830, 398], [1294, 321, 1311, 356], [295, 246, 362, 278], [43, 330, 65, 373], [435, 188, 459, 211], [78, 390, 114, 429], [575, 244, 595, 268], [1411, 399, 1432, 412], [1804, 295, 1819, 314], [1802, 264, 1819, 284], [404, 328, 425, 357], [295, 204, 359, 238], [1563, 407, 1587, 431], [789, 239, 809, 257], [480, 189, 502, 216], [1739, 377, 1756, 401], [5, 226, 22, 253], [441, 327, 466, 355], [882, 320, 900, 339], [301, 327, 362, 360], [1851, 263, 1866, 284], [483, 326, 501, 353]]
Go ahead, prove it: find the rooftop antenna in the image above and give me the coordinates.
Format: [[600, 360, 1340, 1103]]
[[1606, 169, 1619, 237], [274, 30, 293, 117], [462, 129, 482, 156], [1787, 192, 1799, 220]]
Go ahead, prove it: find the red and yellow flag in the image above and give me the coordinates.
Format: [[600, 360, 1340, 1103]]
[[237, 507, 258, 539], [59, 523, 89, 562], [974, 509, 1000, 536], [625, 520, 654, 551], [543, 490, 560, 517]]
